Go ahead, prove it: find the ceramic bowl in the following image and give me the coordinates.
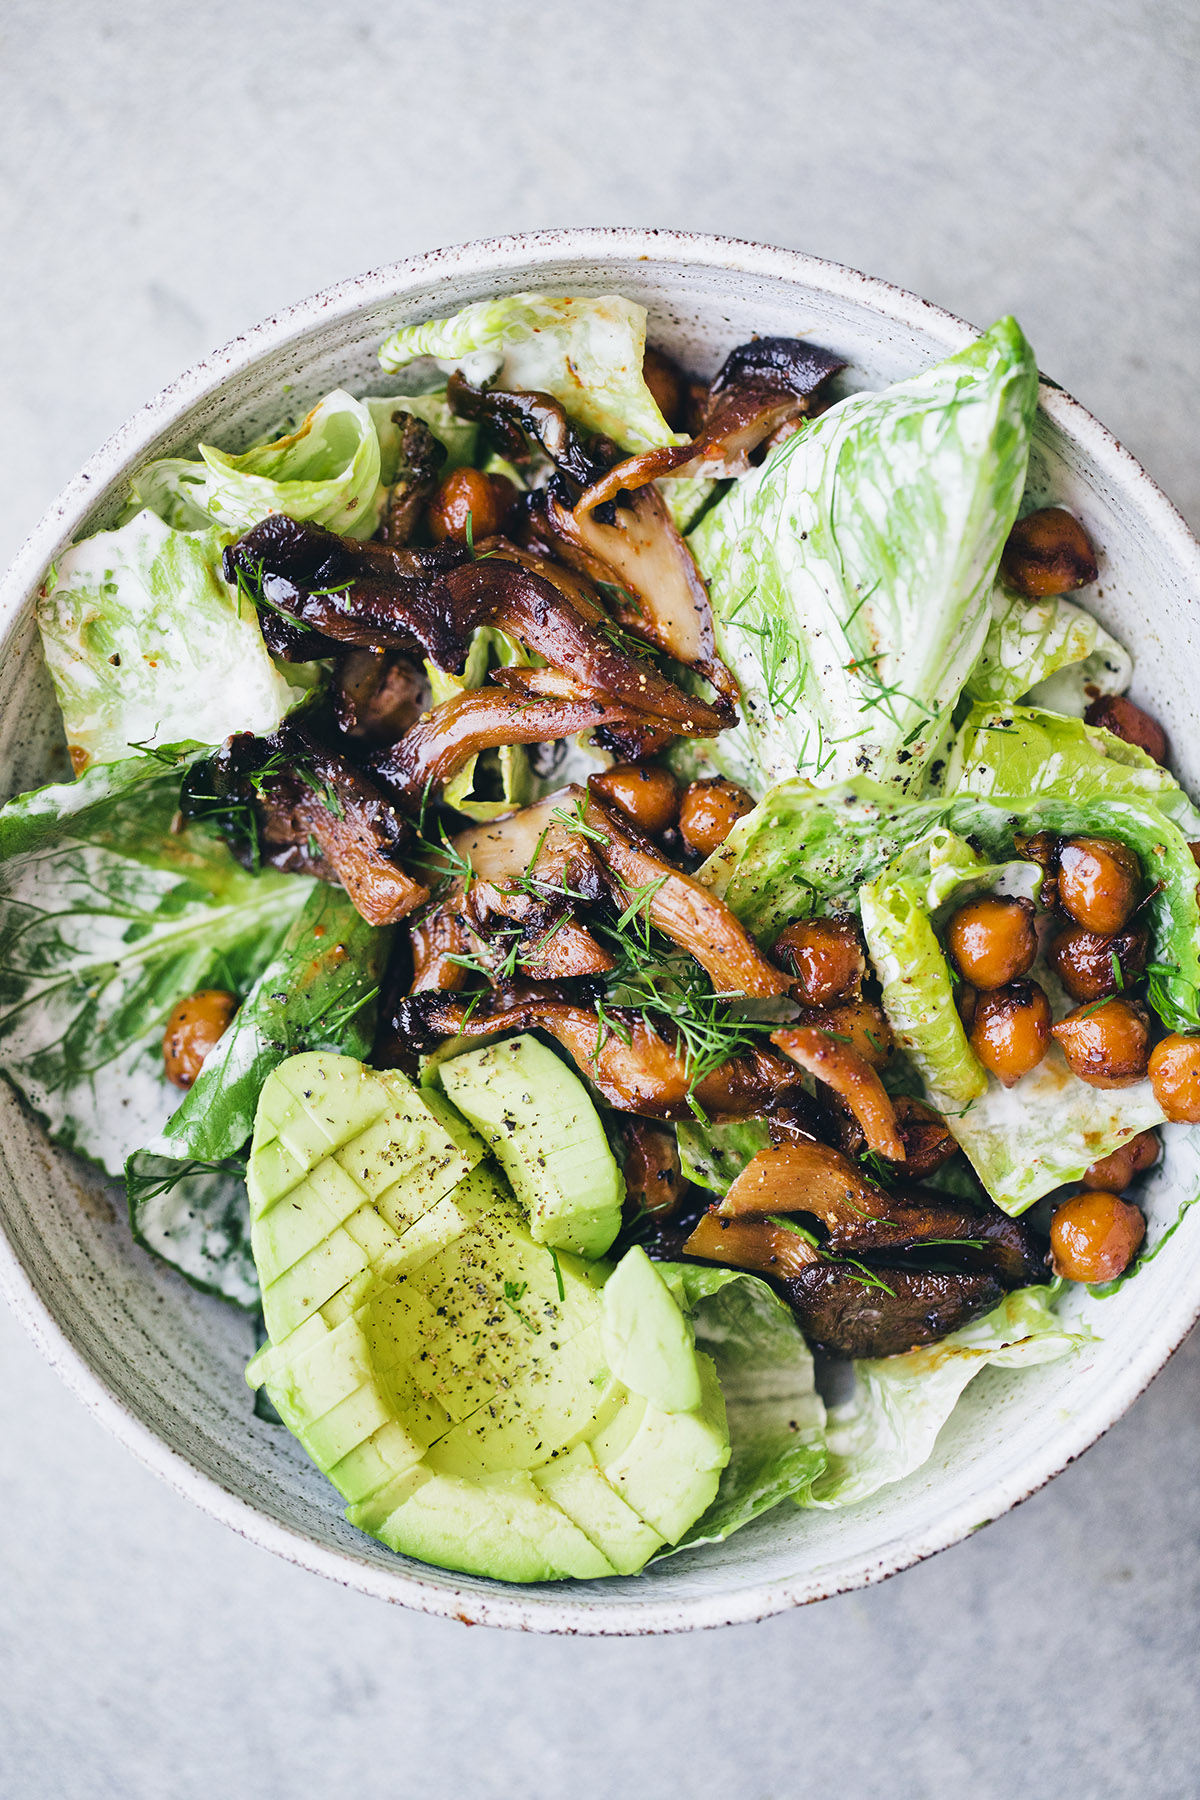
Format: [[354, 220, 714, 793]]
[[3, 229, 1199, 1634]]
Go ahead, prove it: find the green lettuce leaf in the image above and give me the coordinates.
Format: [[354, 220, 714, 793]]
[[127, 883, 389, 1307], [36, 510, 308, 770], [700, 775, 1006, 944], [859, 830, 1036, 1107], [378, 293, 679, 453], [860, 826, 1165, 1211], [806, 1286, 1083, 1508], [676, 1118, 770, 1193], [654, 1265, 826, 1553], [130, 389, 385, 537], [965, 585, 1131, 708], [0, 756, 310, 1180], [950, 706, 1200, 1027], [688, 318, 1038, 794]]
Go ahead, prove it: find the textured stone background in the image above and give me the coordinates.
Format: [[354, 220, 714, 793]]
[[1, 2, 1198, 1795]]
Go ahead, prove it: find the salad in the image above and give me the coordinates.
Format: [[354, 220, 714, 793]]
[[5, 290, 1200, 1584]]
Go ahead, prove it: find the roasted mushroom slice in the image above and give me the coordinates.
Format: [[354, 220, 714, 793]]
[[536, 484, 738, 709], [781, 1265, 1006, 1359], [183, 727, 429, 927], [227, 515, 725, 735], [683, 1211, 820, 1281], [575, 337, 848, 504], [376, 410, 447, 546], [581, 787, 792, 1001], [409, 902, 473, 993], [371, 687, 695, 811], [772, 1025, 905, 1160], [389, 988, 800, 1121], [334, 649, 428, 743], [445, 372, 604, 490], [717, 1140, 1046, 1287], [620, 1119, 689, 1218]]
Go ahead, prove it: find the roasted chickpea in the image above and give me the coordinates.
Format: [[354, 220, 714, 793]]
[[1000, 506, 1098, 597], [1082, 1129, 1161, 1191], [642, 346, 686, 430], [162, 989, 239, 1089], [1050, 1191, 1145, 1283], [772, 916, 865, 1006], [1052, 997, 1151, 1088], [1084, 693, 1168, 767], [427, 467, 516, 544], [1047, 922, 1149, 1003], [677, 777, 756, 857], [1149, 1034, 1200, 1122], [944, 894, 1037, 990], [969, 981, 1052, 1086], [808, 999, 894, 1069], [590, 763, 680, 836], [1057, 836, 1140, 935]]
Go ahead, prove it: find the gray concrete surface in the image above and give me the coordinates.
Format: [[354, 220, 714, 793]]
[[1, 1, 1198, 1794]]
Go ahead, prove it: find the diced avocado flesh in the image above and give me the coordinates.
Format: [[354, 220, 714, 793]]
[[246, 1051, 729, 1583], [437, 1035, 624, 1259]]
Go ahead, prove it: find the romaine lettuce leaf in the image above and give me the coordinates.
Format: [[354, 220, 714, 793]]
[[0, 755, 310, 1179], [676, 1118, 770, 1194], [860, 826, 1166, 1211], [700, 775, 1007, 944], [858, 830, 1033, 1108], [127, 882, 389, 1306], [806, 1286, 1083, 1508], [965, 586, 1131, 708], [654, 1265, 826, 1553], [130, 389, 385, 538], [378, 293, 680, 453], [688, 318, 1038, 794], [950, 706, 1200, 1027], [36, 510, 308, 770]]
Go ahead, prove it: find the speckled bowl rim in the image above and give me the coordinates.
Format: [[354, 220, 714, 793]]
[[3, 228, 1200, 1635]]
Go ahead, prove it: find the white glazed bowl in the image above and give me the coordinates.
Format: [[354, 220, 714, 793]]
[[3, 229, 1200, 1634]]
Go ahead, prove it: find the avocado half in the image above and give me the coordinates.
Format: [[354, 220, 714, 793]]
[[246, 1049, 729, 1583]]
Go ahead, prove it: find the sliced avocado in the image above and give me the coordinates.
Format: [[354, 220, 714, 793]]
[[437, 1035, 624, 1258], [601, 1245, 703, 1414], [246, 1051, 729, 1582]]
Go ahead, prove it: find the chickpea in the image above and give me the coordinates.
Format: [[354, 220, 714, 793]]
[[808, 999, 894, 1068], [162, 989, 238, 1089], [590, 763, 680, 836], [1052, 997, 1151, 1088], [642, 346, 687, 430], [1057, 836, 1140, 935], [1149, 1034, 1200, 1122], [1000, 507, 1098, 597], [969, 981, 1051, 1086], [677, 777, 756, 857], [772, 916, 865, 1006], [1047, 923, 1149, 1003], [1082, 1129, 1161, 1191], [944, 894, 1037, 990], [427, 467, 516, 544], [1050, 1191, 1145, 1284], [1084, 694, 1168, 767]]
